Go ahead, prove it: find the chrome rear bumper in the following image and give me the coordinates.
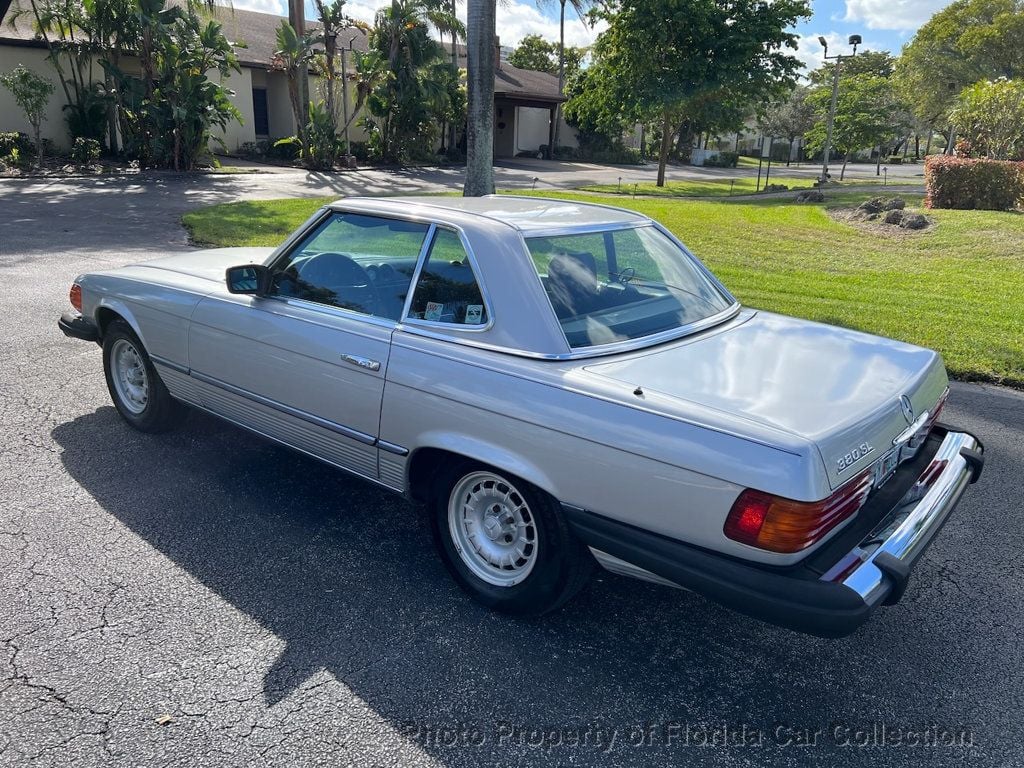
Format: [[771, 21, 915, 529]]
[[825, 429, 983, 606]]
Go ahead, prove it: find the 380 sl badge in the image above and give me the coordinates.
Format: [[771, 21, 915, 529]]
[[837, 442, 874, 474]]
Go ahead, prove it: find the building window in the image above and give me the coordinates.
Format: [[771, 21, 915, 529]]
[[252, 88, 269, 137]]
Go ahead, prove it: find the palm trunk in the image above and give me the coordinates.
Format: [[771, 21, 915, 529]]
[[446, 0, 458, 156], [657, 110, 672, 187], [463, 0, 495, 196], [552, 0, 565, 153]]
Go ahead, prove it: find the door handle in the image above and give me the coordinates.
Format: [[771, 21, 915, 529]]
[[341, 354, 381, 372]]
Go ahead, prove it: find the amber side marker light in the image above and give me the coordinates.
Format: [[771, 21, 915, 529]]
[[724, 470, 873, 553], [69, 283, 83, 312]]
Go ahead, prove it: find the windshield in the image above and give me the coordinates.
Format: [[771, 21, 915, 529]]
[[525, 226, 734, 349]]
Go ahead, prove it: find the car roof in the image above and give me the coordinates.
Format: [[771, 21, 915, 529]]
[[328, 194, 651, 234]]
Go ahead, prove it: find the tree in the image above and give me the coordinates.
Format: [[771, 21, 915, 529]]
[[361, 0, 461, 163], [272, 21, 321, 161], [0, 64, 55, 168], [758, 85, 815, 164], [509, 33, 585, 78], [534, 0, 589, 155], [896, 0, 1024, 126], [568, 0, 809, 186], [951, 78, 1024, 159], [804, 74, 902, 179], [463, 0, 495, 195]]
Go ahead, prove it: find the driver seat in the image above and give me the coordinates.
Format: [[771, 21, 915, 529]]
[[546, 251, 599, 319], [296, 253, 378, 314]]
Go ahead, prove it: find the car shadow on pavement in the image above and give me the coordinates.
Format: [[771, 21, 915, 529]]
[[51, 406, 986, 764]]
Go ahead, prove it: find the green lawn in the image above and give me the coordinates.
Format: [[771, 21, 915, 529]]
[[182, 191, 1024, 387], [581, 175, 886, 198]]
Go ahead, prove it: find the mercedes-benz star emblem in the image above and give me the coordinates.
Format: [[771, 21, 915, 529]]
[[899, 395, 915, 426]]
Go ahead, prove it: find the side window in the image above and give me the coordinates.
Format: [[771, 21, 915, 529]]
[[270, 212, 430, 321], [407, 229, 489, 326]]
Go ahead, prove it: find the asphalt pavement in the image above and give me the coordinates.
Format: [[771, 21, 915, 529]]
[[0, 169, 1020, 768]]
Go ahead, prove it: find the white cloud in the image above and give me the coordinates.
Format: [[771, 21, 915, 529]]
[[842, 0, 948, 31], [232, 0, 285, 15], [330, 0, 606, 48]]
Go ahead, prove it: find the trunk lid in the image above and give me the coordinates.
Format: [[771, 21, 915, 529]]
[[583, 310, 949, 492]]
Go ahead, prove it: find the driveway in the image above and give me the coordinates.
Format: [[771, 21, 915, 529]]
[[0, 172, 1019, 767]]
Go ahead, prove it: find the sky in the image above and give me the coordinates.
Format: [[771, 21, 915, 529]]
[[233, 0, 955, 76]]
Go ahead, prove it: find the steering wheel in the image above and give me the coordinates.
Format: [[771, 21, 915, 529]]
[[295, 252, 379, 313], [615, 267, 636, 285]]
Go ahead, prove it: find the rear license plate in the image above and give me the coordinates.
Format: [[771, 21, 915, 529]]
[[873, 448, 900, 489]]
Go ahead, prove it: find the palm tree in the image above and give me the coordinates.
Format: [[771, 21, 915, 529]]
[[463, 0, 495, 195], [539, 0, 588, 157], [272, 21, 321, 155]]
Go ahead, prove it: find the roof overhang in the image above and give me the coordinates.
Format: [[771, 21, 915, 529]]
[[493, 93, 566, 107]]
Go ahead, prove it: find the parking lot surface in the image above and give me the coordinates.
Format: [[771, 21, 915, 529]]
[[1, 173, 1021, 767]]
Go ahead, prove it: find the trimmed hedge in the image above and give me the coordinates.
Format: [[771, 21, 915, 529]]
[[925, 155, 1024, 211]]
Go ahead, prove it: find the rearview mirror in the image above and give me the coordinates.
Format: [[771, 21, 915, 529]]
[[226, 264, 271, 295]]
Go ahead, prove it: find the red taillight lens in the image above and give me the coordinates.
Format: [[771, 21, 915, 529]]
[[724, 470, 873, 553], [69, 283, 82, 312]]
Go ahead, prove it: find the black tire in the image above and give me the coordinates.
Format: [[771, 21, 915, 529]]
[[429, 461, 595, 616], [102, 319, 186, 433]]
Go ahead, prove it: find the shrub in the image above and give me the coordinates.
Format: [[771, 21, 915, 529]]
[[71, 137, 101, 165], [703, 151, 739, 168], [924, 155, 1024, 210], [0, 131, 33, 160]]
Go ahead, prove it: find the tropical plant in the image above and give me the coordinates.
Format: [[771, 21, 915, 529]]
[[272, 21, 322, 160], [361, 0, 462, 164], [508, 33, 584, 78], [0, 65, 55, 168], [464, 0, 495, 194], [101, 0, 239, 169], [950, 78, 1024, 160]]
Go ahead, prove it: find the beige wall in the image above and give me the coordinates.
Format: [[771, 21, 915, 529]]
[[0, 45, 73, 149], [212, 65, 255, 151]]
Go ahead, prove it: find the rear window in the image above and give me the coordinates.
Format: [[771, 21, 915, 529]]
[[525, 226, 733, 349]]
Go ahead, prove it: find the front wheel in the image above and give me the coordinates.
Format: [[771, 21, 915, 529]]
[[102, 319, 186, 433], [430, 463, 594, 615]]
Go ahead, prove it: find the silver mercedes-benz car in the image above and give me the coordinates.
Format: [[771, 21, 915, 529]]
[[58, 195, 983, 637]]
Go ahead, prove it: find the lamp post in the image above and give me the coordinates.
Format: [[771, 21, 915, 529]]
[[340, 32, 362, 168], [818, 33, 860, 185]]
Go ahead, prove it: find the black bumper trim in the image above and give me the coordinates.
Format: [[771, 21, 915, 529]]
[[58, 311, 100, 343], [564, 506, 876, 638]]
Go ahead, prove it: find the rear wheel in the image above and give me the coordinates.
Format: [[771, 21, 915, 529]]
[[430, 462, 594, 615], [102, 319, 186, 433]]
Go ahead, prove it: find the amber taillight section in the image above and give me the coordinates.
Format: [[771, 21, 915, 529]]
[[69, 283, 82, 312], [724, 470, 873, 553]]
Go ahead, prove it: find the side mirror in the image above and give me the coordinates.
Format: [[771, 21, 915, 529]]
[[226, 264, 272, 296]]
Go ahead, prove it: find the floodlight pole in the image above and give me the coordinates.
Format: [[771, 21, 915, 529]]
[[819, 35, 860, 185]]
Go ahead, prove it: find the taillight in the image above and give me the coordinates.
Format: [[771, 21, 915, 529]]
[[724, 470, 873, 553], [925, 389, 948, 431], [69, 283, 82, 312]]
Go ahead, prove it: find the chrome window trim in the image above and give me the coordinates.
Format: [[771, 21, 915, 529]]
[[520, 223, 740, 358], [398, 223, 437, 322], [514, 220, 651, 238], [266, 210, 432, 328], [191, 369, 377, 445], [401, 224, 496, 334], [396, 301, 745, 361]]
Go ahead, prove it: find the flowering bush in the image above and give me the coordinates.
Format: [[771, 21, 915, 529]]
[[924, 155, 1024, 210]]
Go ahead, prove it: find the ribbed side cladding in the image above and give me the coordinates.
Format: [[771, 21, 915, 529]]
[[156, 365, 203, 404], [192, 378, 378, 478], [379, 454, 406, 491]]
